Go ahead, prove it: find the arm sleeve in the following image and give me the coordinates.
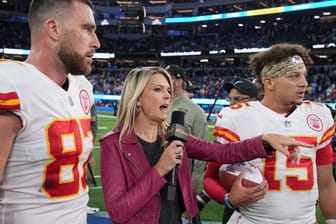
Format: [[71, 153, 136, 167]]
[[190, 108, 209, 187], [332, 135, 336, 163], [191, 108, 209, 141], [203, 162, 228, 204], [90, 103, 98, 140], [185, 134, 267, 164]]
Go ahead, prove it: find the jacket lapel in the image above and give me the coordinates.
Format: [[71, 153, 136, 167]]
[[121, 131, 152, 174]]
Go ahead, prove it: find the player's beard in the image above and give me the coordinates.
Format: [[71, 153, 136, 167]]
[[58, 40, 92, 76]]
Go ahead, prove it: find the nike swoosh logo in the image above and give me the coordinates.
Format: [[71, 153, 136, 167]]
[[218, 113, 222, 119]]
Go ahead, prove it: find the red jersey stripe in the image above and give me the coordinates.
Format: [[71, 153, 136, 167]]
[[213, 126, 240, 142], [0, 92, 20, 110], [320, 125, 335, 145]]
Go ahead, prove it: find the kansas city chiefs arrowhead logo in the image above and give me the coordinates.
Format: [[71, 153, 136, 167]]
[[79, 90, 90, 115]]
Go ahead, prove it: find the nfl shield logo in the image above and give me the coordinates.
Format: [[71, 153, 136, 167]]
[[284, 120, 292, 128]]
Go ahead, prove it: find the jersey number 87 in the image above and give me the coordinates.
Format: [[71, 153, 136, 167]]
[[42, 118, 91, 199]]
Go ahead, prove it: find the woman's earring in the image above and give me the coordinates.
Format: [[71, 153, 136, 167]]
[[136, 106, 142, 113]]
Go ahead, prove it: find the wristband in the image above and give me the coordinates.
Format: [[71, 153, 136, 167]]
[[196, 191, 211, 205], [224, 193, 236, 209], [326, 220, 336, 224]]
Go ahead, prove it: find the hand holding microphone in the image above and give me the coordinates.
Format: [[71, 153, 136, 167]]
[[154, 110, 188, 177], [155, 140, 184, 176], [164, 110, 189, 200]]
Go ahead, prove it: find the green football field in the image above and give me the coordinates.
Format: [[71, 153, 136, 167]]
[[88, 112, 326, 223]]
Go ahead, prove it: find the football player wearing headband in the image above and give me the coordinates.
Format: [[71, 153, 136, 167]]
[[202, 43, 336, 224]]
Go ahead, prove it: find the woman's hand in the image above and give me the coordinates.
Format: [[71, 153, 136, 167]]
[[262, 133, 313, 164], [154, 140, 184, 176]]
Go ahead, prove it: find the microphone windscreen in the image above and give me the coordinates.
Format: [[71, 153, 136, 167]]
[[171, 111, 185, 126]]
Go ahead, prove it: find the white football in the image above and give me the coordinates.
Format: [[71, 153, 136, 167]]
[[218, 162, 264, 191]]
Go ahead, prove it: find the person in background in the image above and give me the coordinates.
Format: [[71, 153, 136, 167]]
[[333, 112, 336, 182], [205, 43, 336, 224], [332, 133, 336, 181], [252, 78, 264, 100], [185, 80, 200, 99], [198, 79, 259, 224], [326, 105, 336, 181], [99, 66, 311, 224], [224, 79, 259, 106], [165, 64, 208, 223], [87, 103, 100, 214], [0, 0, 100, 223]]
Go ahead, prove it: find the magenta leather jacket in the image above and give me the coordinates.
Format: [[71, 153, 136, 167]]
[[100, 129, 268, 224]]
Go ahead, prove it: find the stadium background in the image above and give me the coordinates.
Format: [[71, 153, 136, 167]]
[[1, 0, 335, 223]]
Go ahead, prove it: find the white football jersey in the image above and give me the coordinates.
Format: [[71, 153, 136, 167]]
[[215, 101, 334, 224], [0, 60, 94, 224]]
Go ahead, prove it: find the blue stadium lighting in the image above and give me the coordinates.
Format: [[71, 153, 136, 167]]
[[94, 94, 335, 111], [93, 52, 115, 59], [1, 48, 115, 59], [3, 48, 30, 55], [94, 94, 121, 101], [283, 1, 335, 12], [165, 0, 336, 24], [165, 11, 246, 23], [193, 98, 229, 106], [94, 94, 229, 106]]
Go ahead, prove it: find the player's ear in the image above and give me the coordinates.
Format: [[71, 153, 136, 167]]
[[45, 18, 61, 41], [262, 78, 274, 91]]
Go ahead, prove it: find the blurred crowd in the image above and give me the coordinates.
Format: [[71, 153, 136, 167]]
[[2, 15, 334, 52], [88, 63, 336, 104], [0, 16, 335, 104]]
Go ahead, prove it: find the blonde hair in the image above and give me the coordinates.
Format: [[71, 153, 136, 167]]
[[114, 66, 173, 145]]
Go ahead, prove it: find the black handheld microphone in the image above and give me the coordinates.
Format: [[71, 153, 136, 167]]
[[166, 110, 189, 200]]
